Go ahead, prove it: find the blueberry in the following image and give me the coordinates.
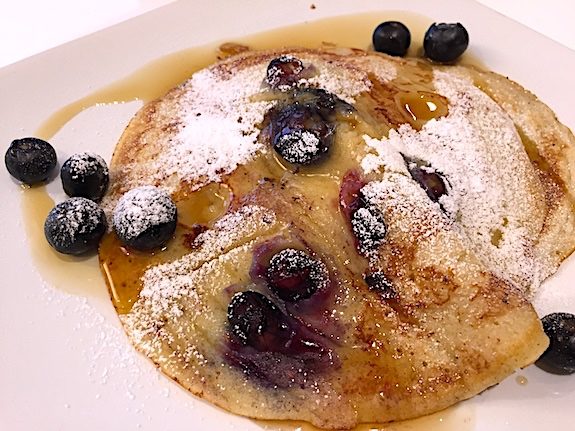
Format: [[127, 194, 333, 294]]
[[265, 248, 327, 302], [424, 23, 469, 63], [535, 312, 575, 375], [365, 272, 397, 299], [227, 291, 293, 351], [266, 55, 305, 90], [270, 103, 334, 165], [372, 21, 411, 57], [351, 206, 387, 255], [44, 197, 107, 255], [113, 186, 177, 251], [405, 157, 448, 202], [5, 137, 57, 185], [61, 152, 109, 201]]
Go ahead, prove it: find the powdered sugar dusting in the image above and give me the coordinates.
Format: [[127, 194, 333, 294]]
[[122, 205, 280, 362], [46, 197, 104, 244], [113, 186, 176, 240], [65, 152, 108, 179], [126, 205, 278, 326], [156, 64, 272, 188], [361, 71, 554, 292]]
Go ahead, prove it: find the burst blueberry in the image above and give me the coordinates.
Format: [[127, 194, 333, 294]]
[[265, 248, 327, 302], [227, 291, 293, 351], [405, 157, 448, 202], [266, 55, 305, 90], [365, 272, 397, 299]]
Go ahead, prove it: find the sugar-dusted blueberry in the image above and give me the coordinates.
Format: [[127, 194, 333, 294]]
[[424, 23, 469, 63], [372, 21, 411, 57], [351, 206, 387, 255], [5, 137, 57, 185], [266, 55, 305, 90], [44, 197, 107, 255], [535, 312, 575, 375], [271, 103, 334, 165], [113, 186, 177, 251], [365, 272, 397, 299], [265, 248, 328, 302], [227, 291, 293, 351], [61, 152, 109, 201], [404, 157, 448, 202]]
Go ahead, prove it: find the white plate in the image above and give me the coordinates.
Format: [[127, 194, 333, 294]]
[[1, 1, 574, 430]]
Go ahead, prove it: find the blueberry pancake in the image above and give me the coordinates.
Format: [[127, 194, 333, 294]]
[[99, 47, 575, 429]]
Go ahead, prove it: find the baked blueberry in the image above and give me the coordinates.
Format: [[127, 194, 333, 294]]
[[365, 272, 397, 299], [60, 152, 109, 201], [5, 137, 57, 185], [266, 55, 305, 90], [351, 206, 387, 255], [227, 291, 293, 351], [535, 312, 575, 375], [405, 157, 448, 202], [270, 102, 334, 165], [372, 21, 411, 57], [423, 23, 469, 63], [44, 197, 107, 255], [265, 248, 327, 302], [113, 186, 177, 251]]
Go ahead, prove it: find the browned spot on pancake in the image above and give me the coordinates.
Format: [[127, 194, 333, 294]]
[[516, 126, 567, 208]]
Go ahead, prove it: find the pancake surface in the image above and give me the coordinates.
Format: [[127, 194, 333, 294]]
[[99, 47, 575, 429]]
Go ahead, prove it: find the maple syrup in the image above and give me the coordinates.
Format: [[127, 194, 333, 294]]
[[35, 11, 480, 141], [257, 403, 475, 431], [395, 91, 449, 130], [20, 185, 107, 300], [24, 11, 479, 430]]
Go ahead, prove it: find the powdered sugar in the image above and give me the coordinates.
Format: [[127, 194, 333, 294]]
[[45, 197, 105, 245], [360, 70, 553, 291], [64, 152, 108, 180]]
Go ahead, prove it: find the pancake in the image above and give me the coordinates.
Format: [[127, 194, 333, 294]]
[[99, 47, 575, 429]]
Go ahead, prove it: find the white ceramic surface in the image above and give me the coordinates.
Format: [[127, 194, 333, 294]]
[[1, 1, 574, 430]]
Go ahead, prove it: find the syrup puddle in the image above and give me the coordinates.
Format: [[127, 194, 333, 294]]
[[21, 185, 106, 300], [257, 403, 475, 431]]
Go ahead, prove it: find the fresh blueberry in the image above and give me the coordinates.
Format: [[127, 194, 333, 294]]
[[5, 137, 57, 185], [61, 152, 109, 201], [44, 197, 107, 255], [535, 312, 575, 375], [372, 21, 411, 57], [365, 272, 397, 299], [113, 186, 177, 251], [404, 157, 448, 202], [265, 248, 327, 302], [266, 55, 305, 90], [424, 23, 469, 63]]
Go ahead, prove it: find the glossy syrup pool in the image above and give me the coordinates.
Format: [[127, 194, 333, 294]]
[[22, 11, 483, 431]]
